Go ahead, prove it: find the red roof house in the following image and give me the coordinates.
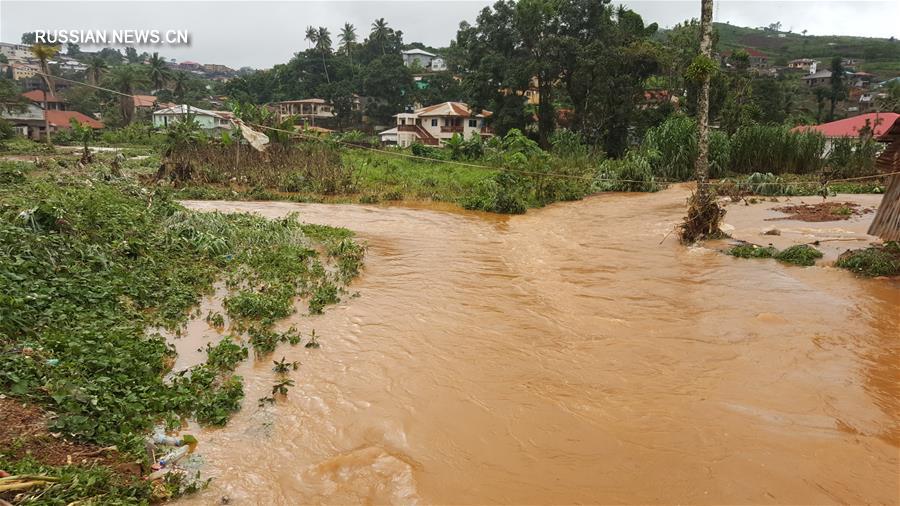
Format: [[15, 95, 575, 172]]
[[45, 110, 104, 129], [793, 113, 899, 140]]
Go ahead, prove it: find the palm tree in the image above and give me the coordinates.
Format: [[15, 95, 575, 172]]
[[315, 26, 332, 84], [305, 26, 318, 49], [85, 54, 108, 85], [340, 23, 357, 63], [172, 71, 189, 103], [30, 44, 59, 94], [371, 18, 389, 55], [146, 52, 171, 91], [681, 0, 720, 242], [30, 43, 60, 144], [105, 65, 150, 125]]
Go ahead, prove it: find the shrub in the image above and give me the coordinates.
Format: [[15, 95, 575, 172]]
[[774, 244, 823, 266], [594, 151, 661, 192], [728, 244, 777, 258], [728, 125, 825, 175], [835, 242, 900, 277], [460, 171, 529, 214]]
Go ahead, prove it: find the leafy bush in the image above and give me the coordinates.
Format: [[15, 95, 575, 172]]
[[461, 171, 529, 214], [835, 242, 900, 277], [594, 151, 661, 192], [728, 125, 825, 175], [826, 136, 881, 179], [728, 244, 777, 258], [774, 244, 823, 266]]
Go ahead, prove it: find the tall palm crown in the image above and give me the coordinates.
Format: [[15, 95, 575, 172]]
[[146, 52, 172, 90], [305, 26, 318, 48], [315, 27, 332, 53], [85, 55, 108, 86], [340, 23, 357, 58], [105, 64, 150, 125], [30, 44, 60, 94], [371, 18, 390, 55]]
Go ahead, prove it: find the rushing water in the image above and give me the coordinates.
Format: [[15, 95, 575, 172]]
[[178, 188, 899, 505]]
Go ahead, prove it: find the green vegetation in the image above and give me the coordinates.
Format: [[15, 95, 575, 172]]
[[728, 244, 777, 258], [774, 244, 824, 266], [835, 242, 900, 277], [726, 243, 823, 266], [0, 164, 362, 502]]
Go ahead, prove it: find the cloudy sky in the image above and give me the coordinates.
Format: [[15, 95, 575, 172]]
[[1, 0, 897, 68]]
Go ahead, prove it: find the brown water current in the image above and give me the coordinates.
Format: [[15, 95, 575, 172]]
[[178, 187, 899, 505]]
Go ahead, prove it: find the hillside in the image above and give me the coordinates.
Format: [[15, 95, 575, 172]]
[[713, 22, 900, 76]]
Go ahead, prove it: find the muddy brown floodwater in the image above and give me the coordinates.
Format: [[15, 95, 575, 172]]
[[178, 187, 899, 505]]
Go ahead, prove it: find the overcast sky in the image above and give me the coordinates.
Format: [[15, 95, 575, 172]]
[[1, 0, 897, 68]]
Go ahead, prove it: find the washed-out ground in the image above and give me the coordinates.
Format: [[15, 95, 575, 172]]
[[174, 186, 899, 505]]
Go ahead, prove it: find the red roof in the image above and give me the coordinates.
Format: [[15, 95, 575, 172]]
[[133, 95, 157, 108], [45, 110, 104, 129], [744, 48, 767, 58], [793, 113, 899, 140], [22, 90, 66, 103]]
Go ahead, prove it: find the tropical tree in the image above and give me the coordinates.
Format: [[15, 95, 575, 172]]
[[680, 0, 722, 242], [85, 54, 108, 85], [30, 43, 60, 94], [828, 56, 846, 120], [315, 26, 332, 84], [371, 18, 390, 55], [172, 71, 189, 103], [305, 26, 318, 49], [147, 52, 172, 91], [104, 65, 150, 125], [340, 22, 357, 63]]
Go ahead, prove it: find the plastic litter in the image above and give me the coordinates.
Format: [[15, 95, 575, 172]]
[[158, 446, 189, 467]]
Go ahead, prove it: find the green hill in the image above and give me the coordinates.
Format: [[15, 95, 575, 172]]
[[712, 22, 900, 77]]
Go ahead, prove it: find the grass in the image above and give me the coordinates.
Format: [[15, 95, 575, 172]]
[[835, 242, 900, 277], [0, 167, 363, 503]]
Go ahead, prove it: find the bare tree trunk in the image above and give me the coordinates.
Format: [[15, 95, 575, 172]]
[[695, 0, 713, 195], [680, 0, 724, 243], [42, 89, 52, 146]]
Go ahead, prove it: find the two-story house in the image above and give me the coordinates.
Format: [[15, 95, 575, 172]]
[[385, 102, 492, 147], [270, 98, 335, 124]]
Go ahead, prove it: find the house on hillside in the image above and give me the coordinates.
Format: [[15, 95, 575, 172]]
[[788, 58, 819, 72], [10, 63, 40, 81], [802, 70, 832, 87], [152, 105, 232, 133], [0, 42, 32, 62], [22, 90, 68, 111], [401, 49, 446, 72], [722, 48, 769, 70], [384, 101, 492, 147], [1, 103, 103, 139], [270, 98, 335, 125], [792, 112, 900, 150]]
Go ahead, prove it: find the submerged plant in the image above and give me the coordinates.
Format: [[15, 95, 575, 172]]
[[835, 242, 900, 277], [305, 330, 321, 349], [774, 244, 823, 266], [271, 378, 295, 396], [728, 244, 777, 259], [273, 356, 299, 374]]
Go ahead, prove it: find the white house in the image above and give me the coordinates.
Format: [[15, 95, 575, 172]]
[[152, 105, 232, 132], [401, 49, 446, 72], [378, 127, 398, 145], [392, 102, 492, 147], [0, 42, 32, 62]]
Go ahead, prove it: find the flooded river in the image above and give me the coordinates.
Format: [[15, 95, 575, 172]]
[[179, 187, 899, 505]]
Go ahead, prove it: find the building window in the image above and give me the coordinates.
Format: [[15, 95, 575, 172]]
[[431, 119, 438, 127], [468, 119, 477, 128]]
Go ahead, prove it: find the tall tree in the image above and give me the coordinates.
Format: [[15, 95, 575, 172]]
[[680, 0, 722, 242], [305, 26, 318, 49], [85, 55, 108, 85], [30, 43, 60, 144], [104, 65, 149, 125], [172, 71, 189, 103], [30, 44, 59, 94], [315, 26, 333, 84], [147, 52, 172, 91], [371, 18, 390, 56], [340, 23, 357, 63], [828, 56, 846, 120]]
